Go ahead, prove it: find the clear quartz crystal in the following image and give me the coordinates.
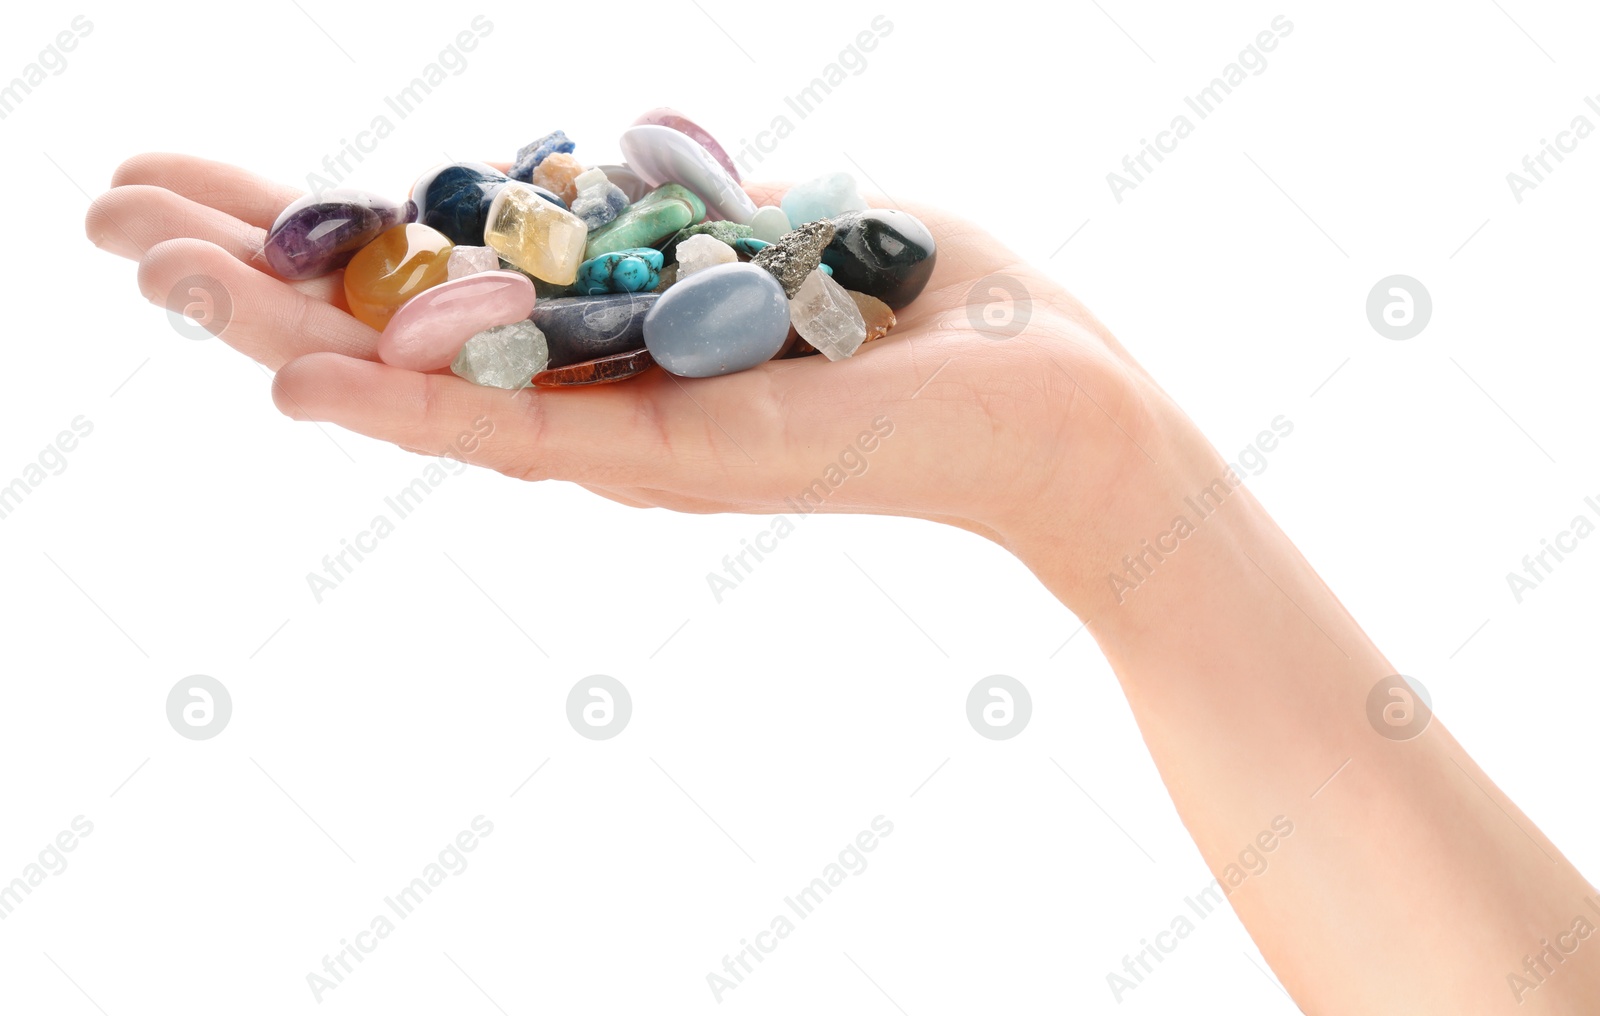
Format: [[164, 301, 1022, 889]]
[[676, 234, 738, 278], [446, 245, 501, 280], [790, 269, 867, 361], [450, 320, 549, 388]]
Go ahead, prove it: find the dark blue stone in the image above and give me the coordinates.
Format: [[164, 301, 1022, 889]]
[[531, 293, 659, 368], [413, 162, 566, 245]]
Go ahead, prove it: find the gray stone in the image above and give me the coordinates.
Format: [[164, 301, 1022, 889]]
[[751, 219, 836, 298]]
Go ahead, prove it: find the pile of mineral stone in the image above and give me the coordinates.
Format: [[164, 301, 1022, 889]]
[[262, 109, 936, 389]]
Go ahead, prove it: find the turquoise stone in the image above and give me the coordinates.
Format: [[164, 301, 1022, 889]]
[[642, 263, 790, 377], [584, 184, 706, 259], [576, 248, 663, 295]]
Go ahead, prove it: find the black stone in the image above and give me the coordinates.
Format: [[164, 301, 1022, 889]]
[[821, 209, 937, 309]]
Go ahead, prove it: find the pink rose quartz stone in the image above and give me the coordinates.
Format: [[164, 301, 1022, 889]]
[[632, 107, 742, 182], [377, 270, 536, 372]]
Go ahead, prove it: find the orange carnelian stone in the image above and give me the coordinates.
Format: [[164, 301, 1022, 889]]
[[343, 223, 454, 329], [532, 153, 585, 206]]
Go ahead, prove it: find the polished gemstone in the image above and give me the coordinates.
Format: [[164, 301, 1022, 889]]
[[643, 262, 790, 377], [531, 292, 659, 367], [264, 190, 415, 280], [446, 245, 500, 280], [619, 124, 755, 224], [569, 168, 629, 230], [343, 223, 454, 329], [676, 234, 737, 277], [632, 107, 742, 182], [822, 208, 937, 309], [781, 172, 867, 225], [485, 182, 590, 285], [533, 152, 585, 206], [583, 184, 704, 259], [412, 161, 508, 246], [451, 319, 549, 388], [510, 130, 575, 182], [576, 248, 663, 295], [378, 271, 536, 372], [790, 269, 867, 361], [751, 218, 836, 298], [748, 205, 791, 244], [532, 347, 655, 386]]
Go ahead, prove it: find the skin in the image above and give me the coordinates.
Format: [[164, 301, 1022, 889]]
[[88, 154, 1600, 1013]]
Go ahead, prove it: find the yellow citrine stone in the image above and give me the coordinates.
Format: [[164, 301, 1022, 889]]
[[484, 183, 589, 286], [343, 223, 454, 329]]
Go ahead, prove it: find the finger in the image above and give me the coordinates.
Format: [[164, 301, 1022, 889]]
[[270, 352, 777, 486], [111, 152, 303, 229], [139, 239, 377, 367], [88, 185, 344, 302], [89, 184, 268, 266]]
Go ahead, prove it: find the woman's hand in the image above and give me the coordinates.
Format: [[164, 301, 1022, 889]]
[[86, 153, 1181, 616]]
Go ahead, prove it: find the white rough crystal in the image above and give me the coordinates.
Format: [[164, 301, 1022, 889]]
[[749, 205, 792, 243], [446, 245, 500, 280], [790, 269, 867, 361], [450, 320, 549, 389], [676, 234, 738, 278], [569, 168, 630, 230]]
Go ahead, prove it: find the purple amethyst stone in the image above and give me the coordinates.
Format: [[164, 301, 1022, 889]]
[[263, 190, 416, 280]]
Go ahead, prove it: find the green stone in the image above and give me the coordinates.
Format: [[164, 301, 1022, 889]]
[[584, 185, 707, 260]]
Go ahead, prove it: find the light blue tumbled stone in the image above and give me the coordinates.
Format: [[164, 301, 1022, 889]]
[[642, 263, 791, 377], [780, 172, 868, 226]]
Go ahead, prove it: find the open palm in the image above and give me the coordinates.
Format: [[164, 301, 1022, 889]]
[[87, 154, 1153, 554]]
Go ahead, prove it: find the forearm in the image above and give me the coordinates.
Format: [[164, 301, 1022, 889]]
[[1007, 393, 1600, 1013]]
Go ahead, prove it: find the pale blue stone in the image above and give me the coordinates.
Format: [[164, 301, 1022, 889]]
[[780, 172, 868, 226], [642, 263, 790, 377]]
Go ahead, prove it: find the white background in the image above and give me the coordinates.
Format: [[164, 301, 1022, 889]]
[[2, 1, 1597, 1012]]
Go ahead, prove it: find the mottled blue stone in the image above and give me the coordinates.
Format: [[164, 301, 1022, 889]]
[[642, 263, 790, 378], [510, 131, 576, 182], [414, 162, 564, 246], [531, 293, 659, 368], [413, 162, 506, 246], [575, 248, 662, 296]]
